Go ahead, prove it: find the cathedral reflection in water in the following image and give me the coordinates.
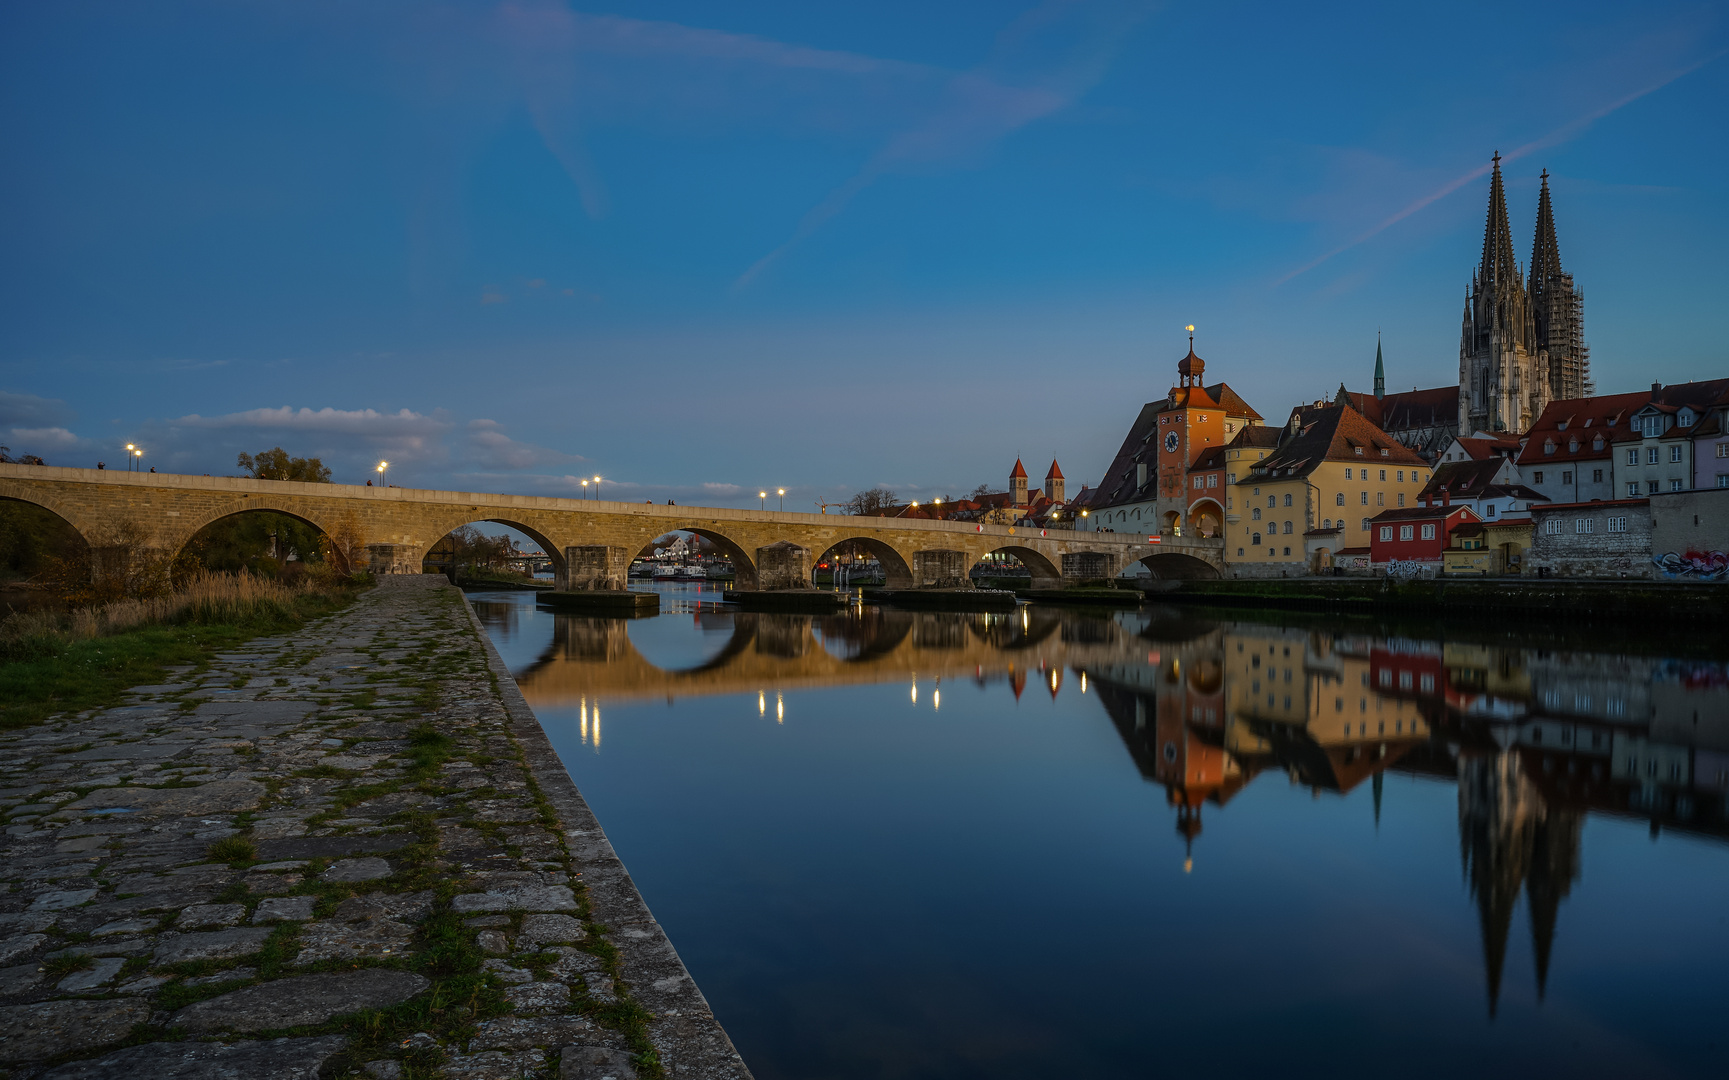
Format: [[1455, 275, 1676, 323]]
[[474, 589, 1729, 1019], [1090, 611, 1728, 1016]]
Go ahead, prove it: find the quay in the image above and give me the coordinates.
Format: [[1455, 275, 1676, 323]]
[[0, 577, 749, 1080]]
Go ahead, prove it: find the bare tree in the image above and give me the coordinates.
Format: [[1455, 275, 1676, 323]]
[[847, 487, 899, 515], [967, 483, 994, 501]]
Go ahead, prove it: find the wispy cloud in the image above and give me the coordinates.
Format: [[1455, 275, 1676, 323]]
[[0, 391, 75, 429], [1276, 48, 1726, 285], [465, 418, 578, 470], [735, 1, 1155, 289]]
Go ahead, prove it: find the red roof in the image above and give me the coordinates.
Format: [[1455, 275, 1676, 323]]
[[1045, 460, 1063, 480], [1256, 401, 1427, 479], [1515, 391, 1651, 466], [1009, 458, 1027, 479]]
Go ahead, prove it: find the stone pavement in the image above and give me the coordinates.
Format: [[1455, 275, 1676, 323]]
[[0, 577, 751, 1080]]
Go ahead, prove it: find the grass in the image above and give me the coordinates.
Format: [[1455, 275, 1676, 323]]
[[206, 836, 257, 865], [0, 585, 360, 730]]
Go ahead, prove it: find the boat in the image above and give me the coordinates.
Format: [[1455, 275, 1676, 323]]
[[652, 564, 678, 580], [675, 564, 707, 580]]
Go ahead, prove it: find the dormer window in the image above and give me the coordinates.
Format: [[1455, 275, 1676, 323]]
[[1568, 438, 1579, 453], [1379, 448, 1388, 457], [1543, 439, 1556, 455], [1592, 436, 1604, 451], [1355, 447, 1363, 456], [1680, 408, 1696, 427]]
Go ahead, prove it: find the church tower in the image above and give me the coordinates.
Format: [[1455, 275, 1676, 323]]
[[1009, 458, 1029, 506], [1459, 154, 1547, 434], [1529, 171, 1590, 401], [1373, 334, 1385, 400]]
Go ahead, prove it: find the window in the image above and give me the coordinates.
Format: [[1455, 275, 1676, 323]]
[[1544, 518, 1559, 535], [1544, 439, 1556, 454], [1627, 482, 1640, 497], [1335, 492, 1344, 505], [1207, 475, 1218, 488], [1670, 478, 1684, 492], [1421, 523, 1436, 540], [1670, 445, 1684, 463], [1379, 470, 1387, 481], [1568, 438, 1579, 453], [1399, 525, 1414, 541], [1397, 470, 1404, 482], [1355, 447, 1363, 456], [1380, 448, 1388, 457], [1283, 494, 1292, 506], [1379, 526, 1393, 541], [1323, 518, 1332, 528], [1252, 507, 1261, 520], [1575, 518, 1593, 534], [1379, 669, 1392, 687], [1251, 532, 1261, 545], [1485, 504, 1496, 517], [1376, 492, 1384, 506], [1228, 472, 1236, 483], [1360, 491, 1368, 505], [1607, 516, 1627, 533], [1397, 493, 1406, 507], [1625, 448, 1638, 466], [1344, 468, 1352, 479], [1562, 471, 1572, 484], [1647, 480, 1659, 494], [1282, 547, 1291, 557], [1398, 671, 1413, 690], [1194, 475, 1204, 488], [1720, 475, 1729, 489], [1237, 547, 1244, 556], [1533, 470, 1544, 484], [1593, 436, 1604, 451], [1283, 521, 1293, 534], [1420, 674, 1434, 693], [1593, 469, 1603, 483], [1226, 497, 1233, 509], [1648, 446, 1660, 464], [1361, 518, 1369, 530], [1719, 443, 1729, 459], [1267, 495, 1276, 508]]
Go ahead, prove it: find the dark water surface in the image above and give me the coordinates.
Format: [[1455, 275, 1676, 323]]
[[469, 584, 1729, 1080]]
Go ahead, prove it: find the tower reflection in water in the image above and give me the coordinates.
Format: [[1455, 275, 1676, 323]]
[[473, 591, 1729, 1018]]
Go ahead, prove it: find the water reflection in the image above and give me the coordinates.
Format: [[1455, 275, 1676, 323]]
[[470, 586, 1729, 1056]]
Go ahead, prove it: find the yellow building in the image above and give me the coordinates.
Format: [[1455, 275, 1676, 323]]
[[1232, 400, 1432, 572]]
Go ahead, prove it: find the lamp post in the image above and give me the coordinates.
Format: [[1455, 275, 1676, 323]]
[[777, 488, 785, 511], [581, 480, 589, 499], [593, 475, 601, 501], [376, 461, 388, 487], [134, 448, 143, 471], [125, 444, 135, 472], [759, 491, 767, 511]]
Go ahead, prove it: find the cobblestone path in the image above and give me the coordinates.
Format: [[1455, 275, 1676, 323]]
[[0, 578, 749, 1080]]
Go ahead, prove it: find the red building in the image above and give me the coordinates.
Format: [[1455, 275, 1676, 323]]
[[1368, 503, 1481, 566]]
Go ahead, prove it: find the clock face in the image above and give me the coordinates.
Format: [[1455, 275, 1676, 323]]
[[1163, 431, 1180, 453]]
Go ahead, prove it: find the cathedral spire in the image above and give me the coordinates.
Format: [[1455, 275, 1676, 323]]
[[1373, 334, 1385, 400], [1478, 152, 1520, 292], [1529, 170, 1562, 298]]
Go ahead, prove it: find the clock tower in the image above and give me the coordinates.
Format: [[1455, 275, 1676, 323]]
[[1154, 337, 1228, 534]]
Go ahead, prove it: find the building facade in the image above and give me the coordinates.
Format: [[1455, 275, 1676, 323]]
[[1616, 380, 1729, 498], [1529, 499, 1652, 578], [1515, 391, 1647, 506]]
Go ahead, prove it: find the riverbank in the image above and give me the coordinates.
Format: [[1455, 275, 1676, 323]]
[[0, 576, 749, 1080], [1150, 577, 1726, 625]]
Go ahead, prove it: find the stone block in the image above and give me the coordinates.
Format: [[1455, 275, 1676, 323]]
[[252, 896, 317, 923], [178, 903, 246, 930], [322, 857, 392, 882], [561, 546, 630, 592], [755, 542, 812, 590], [519, 914, 585, 946], [37, 1036, 350, 1080], [560, 1045, 638, 1080], [504, 981, 570, 1012], [152, 927, 274, 965], [912, 549, 971, 589], [452, 885, 577, 914], [172, 969, 430, 1033], [0, 999, 151, 1064]]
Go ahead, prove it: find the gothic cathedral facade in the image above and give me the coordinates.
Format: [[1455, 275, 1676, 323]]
[[1458, 155, 1591, 434]]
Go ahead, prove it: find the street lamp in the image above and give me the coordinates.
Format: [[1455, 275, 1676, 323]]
[[593, 475, 601, 501], [777, 488, 785, 511], [759, 491, 767, 511], [376, 461, 388, 487], [134, 448, 143, 471], [125, 444, 135, 472], [581, 480, 589, 498]]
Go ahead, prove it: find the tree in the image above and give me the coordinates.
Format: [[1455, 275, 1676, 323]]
[[968, 483, 994, 501], [847, 487, 899, 515], [237, 448, 332, 483]]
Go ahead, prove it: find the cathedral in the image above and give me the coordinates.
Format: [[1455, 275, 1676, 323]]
[[1458, 154, 1591, 434]]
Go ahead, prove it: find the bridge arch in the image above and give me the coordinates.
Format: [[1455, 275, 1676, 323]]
[[1130, 551, 1221, 580], [177, 503, 340, 575], [1187, 498, 1225, 539], [416, 514, 568, 584], [811, 536, 914, 589], [655, 525, 759, 591], [983, 544, 1061, 588], [167, 497, 341, 562], [0, 486, 92, 579]]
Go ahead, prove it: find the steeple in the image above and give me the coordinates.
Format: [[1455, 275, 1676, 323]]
[[1529, 170, 1590, 401], [1478, 152, 1520, 294], [1529, 170, 1562, 298], [1373, 334, 1385, 400]]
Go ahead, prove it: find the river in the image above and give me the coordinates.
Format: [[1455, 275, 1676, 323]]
[[469, 583, 1729, 1080]]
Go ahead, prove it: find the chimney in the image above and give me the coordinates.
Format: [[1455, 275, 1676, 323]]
[[1441, 488, 1450, 507]]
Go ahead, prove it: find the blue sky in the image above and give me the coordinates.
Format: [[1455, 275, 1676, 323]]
[[2, 0, 1725, 509]]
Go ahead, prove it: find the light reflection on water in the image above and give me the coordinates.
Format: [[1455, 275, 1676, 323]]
[[469, 584, 1729, 1080]]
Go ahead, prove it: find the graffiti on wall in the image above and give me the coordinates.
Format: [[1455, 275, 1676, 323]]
[[1652, 549, 1728, 579]]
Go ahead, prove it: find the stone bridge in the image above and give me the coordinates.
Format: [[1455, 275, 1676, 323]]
[[0, 465, 1223, 588], [507, 606, 1155, 705]]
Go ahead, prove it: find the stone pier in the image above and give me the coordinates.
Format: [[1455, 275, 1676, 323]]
[[0, 577, 749, 1079]]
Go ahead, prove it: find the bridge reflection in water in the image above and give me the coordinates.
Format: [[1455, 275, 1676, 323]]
[[472, 587, 1729, 1027]]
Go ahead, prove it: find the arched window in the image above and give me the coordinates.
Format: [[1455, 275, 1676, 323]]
[[1251, 532, 1262, 545], [1252, 507, 1261, 520], [1283, 521, 1293, 534], [1323, 518, 1332, 529], [1283, 494, 1293, 506], [1335, 492, 1345, 505]]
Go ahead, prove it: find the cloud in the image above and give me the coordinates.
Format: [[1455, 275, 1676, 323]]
[[701, 482, 743, 495], [3, 427, 85, 452], [464, 419, 579, 470], [481, 289, 508, 304], [0, 391, 75, 429], [174, 405, 445, 440]]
